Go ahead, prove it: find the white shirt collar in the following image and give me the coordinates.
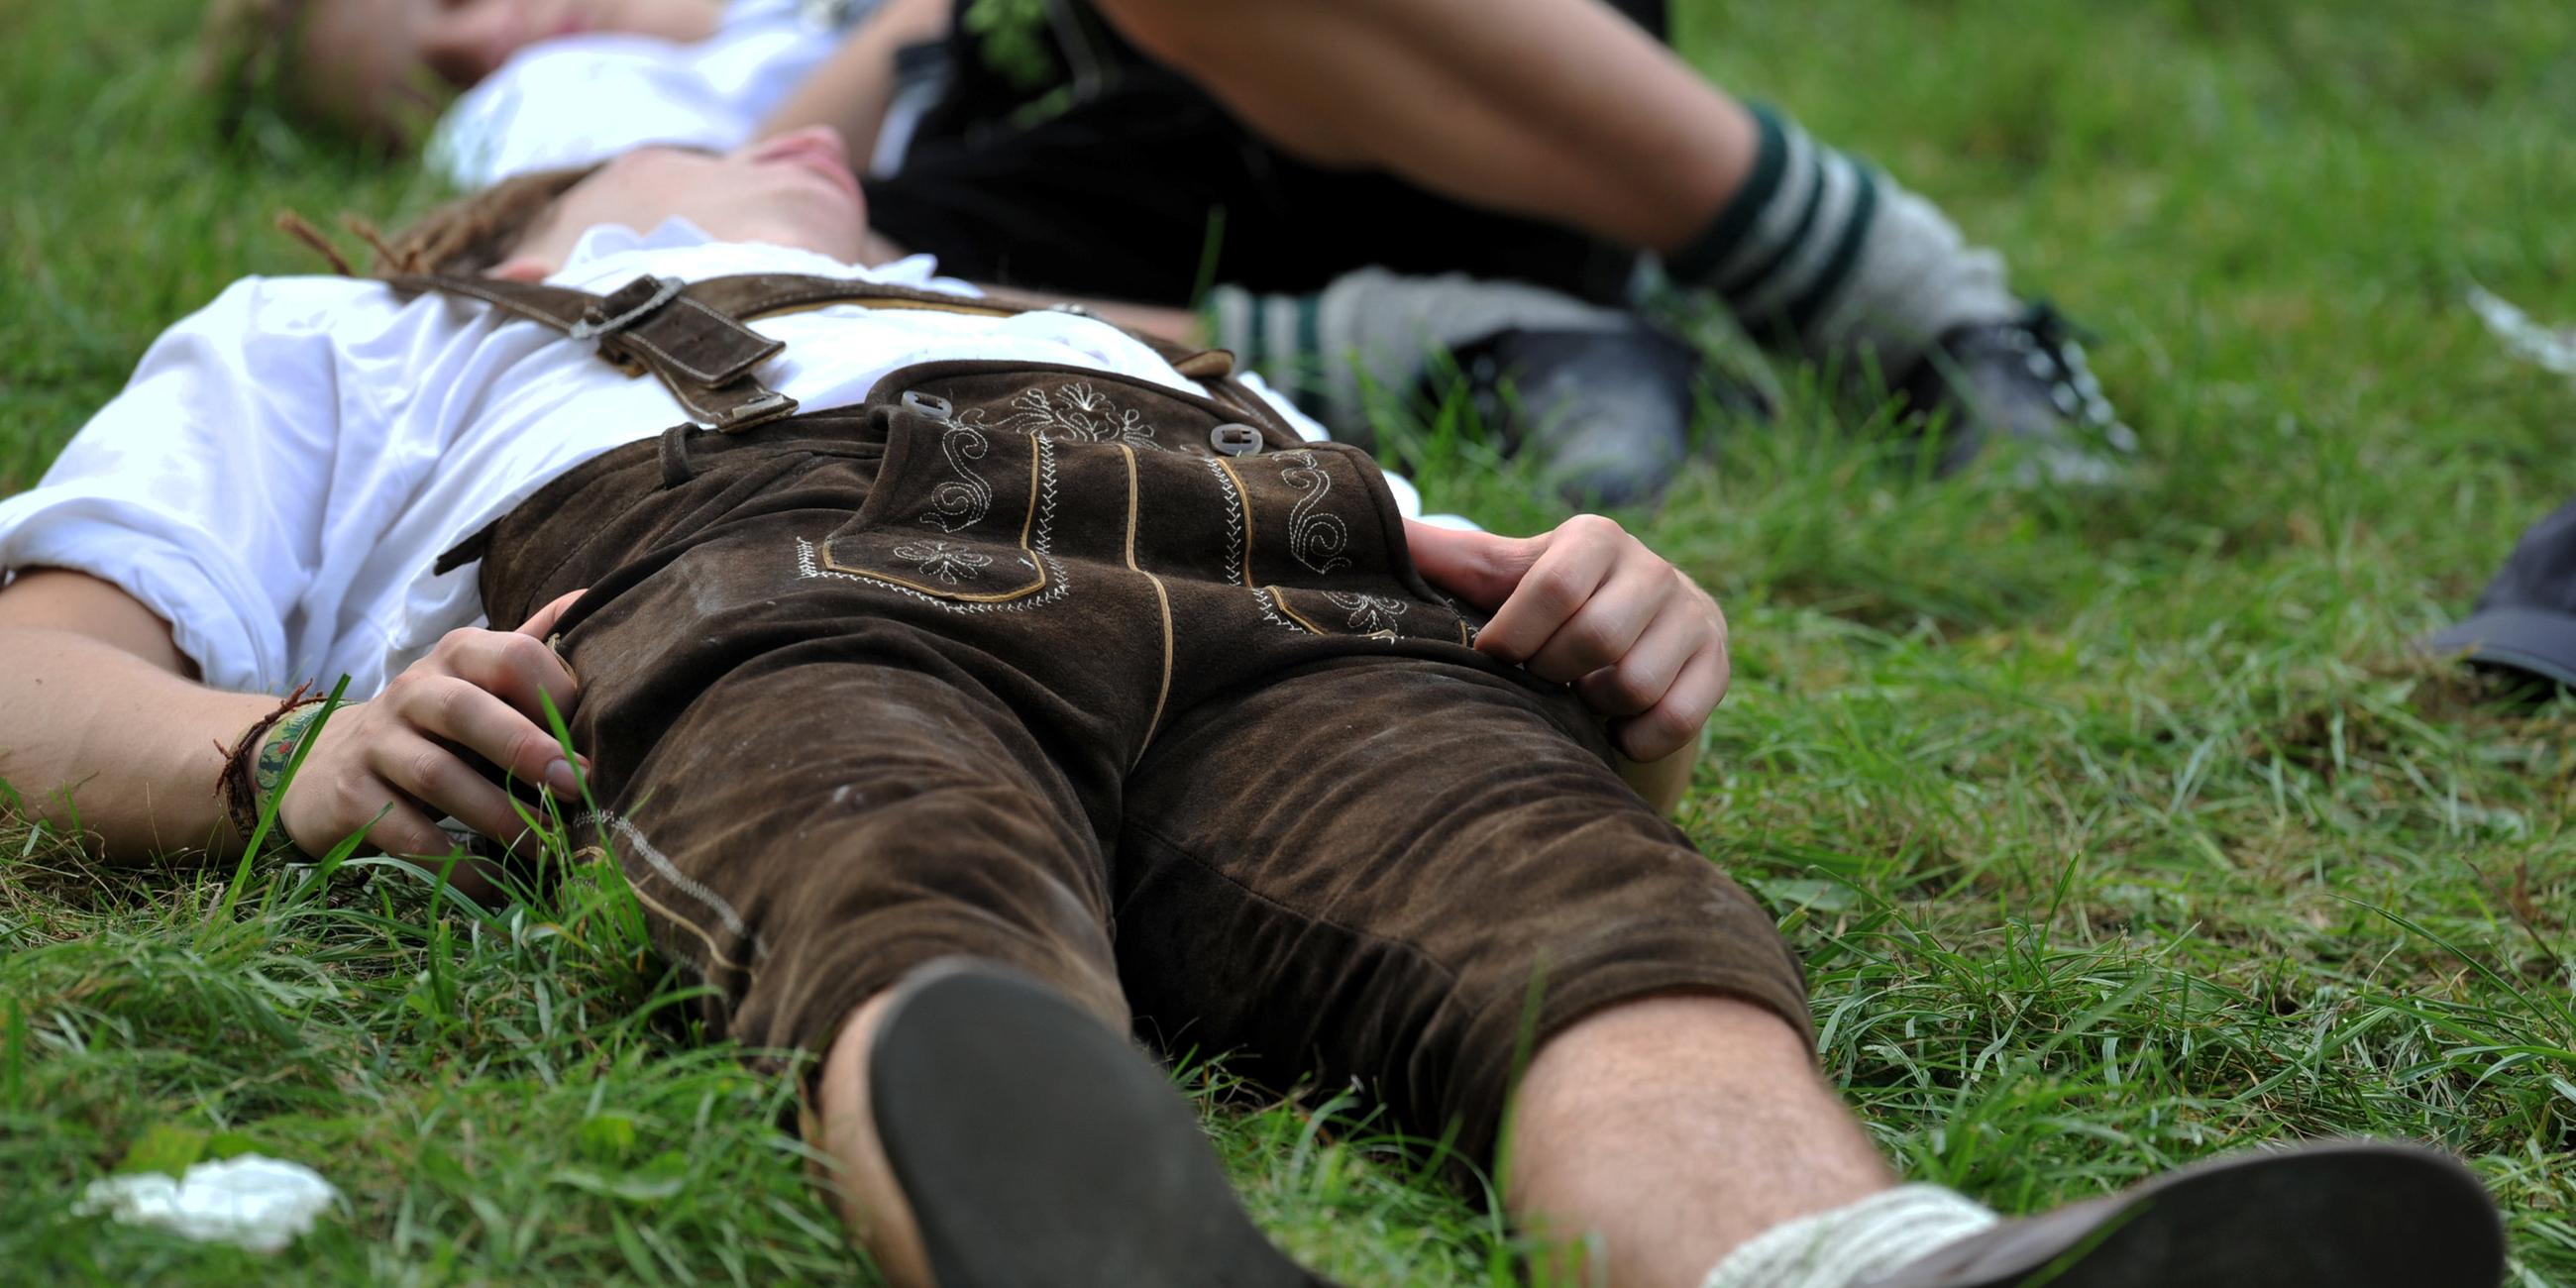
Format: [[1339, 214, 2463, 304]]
[[560, 215, 723, 269]]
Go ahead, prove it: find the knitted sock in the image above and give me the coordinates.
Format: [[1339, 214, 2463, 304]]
[[1666, 105, 2017, 372], [1201, 268, 1625, 433], [1699, 1185, 1999, 1288]]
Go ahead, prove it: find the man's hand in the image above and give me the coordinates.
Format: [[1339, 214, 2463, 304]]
[[279, 590, 588, 858], [1405, 516, 1728, 762]]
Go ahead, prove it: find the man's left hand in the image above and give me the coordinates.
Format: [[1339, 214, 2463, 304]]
[[1404, 515, 1729, 761]]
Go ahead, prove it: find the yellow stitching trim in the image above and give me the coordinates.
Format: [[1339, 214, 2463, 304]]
[[1268, 587, 1335, 636], [821, 436, 1046, 599], [628, 882, 759, 978], [1123, 445, 1176, 758], [1214, 455, 1260, 588]]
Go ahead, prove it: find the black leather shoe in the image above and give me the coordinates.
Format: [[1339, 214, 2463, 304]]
[[1897, 302, 2136, 483], [1446, 318, 1762, 510], [869, 962, 1340, 1288], [1857, 1140, 2505, 1288]]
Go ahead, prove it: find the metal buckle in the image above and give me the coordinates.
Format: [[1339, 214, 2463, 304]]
[[569, 275, 686, 341], [712, 390, 800, 433]]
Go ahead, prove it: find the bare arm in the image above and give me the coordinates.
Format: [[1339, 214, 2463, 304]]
[[756, 0, 953, 155], [0, 569, 273, 856], [0, 569, 588, 865]]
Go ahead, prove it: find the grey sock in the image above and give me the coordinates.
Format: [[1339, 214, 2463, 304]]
[[1698, 1185, 1999, 1288], [1667, 105, 2018, 372], [1203, 268, 1625, 433]]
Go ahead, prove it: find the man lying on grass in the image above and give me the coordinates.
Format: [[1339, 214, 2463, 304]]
[[0, 134, 2512, 1288]]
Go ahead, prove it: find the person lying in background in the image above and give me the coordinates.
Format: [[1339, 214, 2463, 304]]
[[197, 0, 2125, 508], [0, 136, 2505, 1288]]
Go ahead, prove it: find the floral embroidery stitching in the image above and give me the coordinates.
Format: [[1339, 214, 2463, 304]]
[[893, 539, 994, 585], [1278, 450, 1352, 575], [801, 539, 1072, 613], [1322, 590, 1408, 637], [920, 416, 995, 533], [1004, 380, 1157, 447], [802, 438, 1070, 614]]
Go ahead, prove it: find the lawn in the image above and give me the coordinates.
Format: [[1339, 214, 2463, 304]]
[[4, 0, 2575, 1283]]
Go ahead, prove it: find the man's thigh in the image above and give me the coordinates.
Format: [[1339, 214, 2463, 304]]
[[577, 648, 1130, 1062], [1113, 656, 1810, 1163], [485, 425, 1137, 1065]]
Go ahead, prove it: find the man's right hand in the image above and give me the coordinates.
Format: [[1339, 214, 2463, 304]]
[[279, 590, 588, 858]]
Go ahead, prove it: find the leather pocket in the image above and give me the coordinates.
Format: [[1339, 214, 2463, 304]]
[[1226, 442, 1478, 647], [819, 396, 1057, 605]]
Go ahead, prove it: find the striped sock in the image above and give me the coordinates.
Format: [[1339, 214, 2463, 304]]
[[1667, 106, 2017, 371], [1201, 268, 1625, 433], [1698, 1185, 1998, 1288]]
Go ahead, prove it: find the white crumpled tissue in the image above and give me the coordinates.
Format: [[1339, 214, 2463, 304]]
[[2468, 282, 2576, 383], [77, 1154, 340, 1253]]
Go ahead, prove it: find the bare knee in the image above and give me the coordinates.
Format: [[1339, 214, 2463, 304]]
[[1517, 991, 1830, 1130]]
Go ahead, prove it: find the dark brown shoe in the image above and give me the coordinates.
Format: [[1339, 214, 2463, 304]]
[[869, 961, 1339, 1288], [1857, 1140, 2505, 1288]]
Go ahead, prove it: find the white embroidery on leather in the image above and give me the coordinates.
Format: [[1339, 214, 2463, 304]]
[[1006, 380, 1157, 447], [1323, 590, 1408, 637], [893, 539, 993, 585], [1278, 450, 1353, 575], [1256, 588, 1310, 634], [920, 415, 996, 533], [799, 538, 1073, 612], [1198, 455, 1247, 587], [809, 435, 1067, 610], [578, 809, 768, 957]]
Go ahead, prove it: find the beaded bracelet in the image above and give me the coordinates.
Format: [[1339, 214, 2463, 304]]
[[214, 684, 325, 845]]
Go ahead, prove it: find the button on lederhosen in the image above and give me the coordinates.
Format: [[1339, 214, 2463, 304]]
[[1209, 422, 1263, 457]]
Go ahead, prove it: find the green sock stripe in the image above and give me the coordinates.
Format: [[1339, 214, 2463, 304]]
[[1293, 293, 1325, 398], [1246, 292, 1269, 373], [1715, 144, 1829, 302], [1665, 103, 1789, 283], [1784, 166, 1880, 334]]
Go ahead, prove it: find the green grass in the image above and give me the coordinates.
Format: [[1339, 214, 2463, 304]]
[[6, 0, 2576, 1282]]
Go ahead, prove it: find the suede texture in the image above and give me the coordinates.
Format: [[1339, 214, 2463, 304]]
[[474, 362, 1811, 1163]]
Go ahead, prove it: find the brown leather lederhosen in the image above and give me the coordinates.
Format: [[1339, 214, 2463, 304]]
[[415, 269, 1810, 1164]]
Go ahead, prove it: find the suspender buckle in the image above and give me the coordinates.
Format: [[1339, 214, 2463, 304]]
[[569, 275, 687, 341]]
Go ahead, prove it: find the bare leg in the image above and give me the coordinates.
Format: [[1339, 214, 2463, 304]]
[[1508, 994, 1894, 1288], [1095, 0, 1757, 253], [816, 993, 936, 1288]]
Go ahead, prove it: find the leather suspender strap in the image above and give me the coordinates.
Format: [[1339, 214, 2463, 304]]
[[390, 271, 797, 431], [696, 272, 1296, 437], [392, 270, 1294, 438]]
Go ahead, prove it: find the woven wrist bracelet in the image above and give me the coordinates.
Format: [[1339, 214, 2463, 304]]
[[215, 685, 324, 844]]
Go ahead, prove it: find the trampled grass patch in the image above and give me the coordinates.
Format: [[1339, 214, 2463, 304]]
[[4, 0, 2574, 1282]]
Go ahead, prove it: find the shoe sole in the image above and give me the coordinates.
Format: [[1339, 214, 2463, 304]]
[[869, 963, 1334, 1288], [1864, 1139, 2506, 1288]]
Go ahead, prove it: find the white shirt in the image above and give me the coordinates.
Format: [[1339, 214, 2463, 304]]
[[0, 222, 1434, 699], [430, 0, 903, 187]]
